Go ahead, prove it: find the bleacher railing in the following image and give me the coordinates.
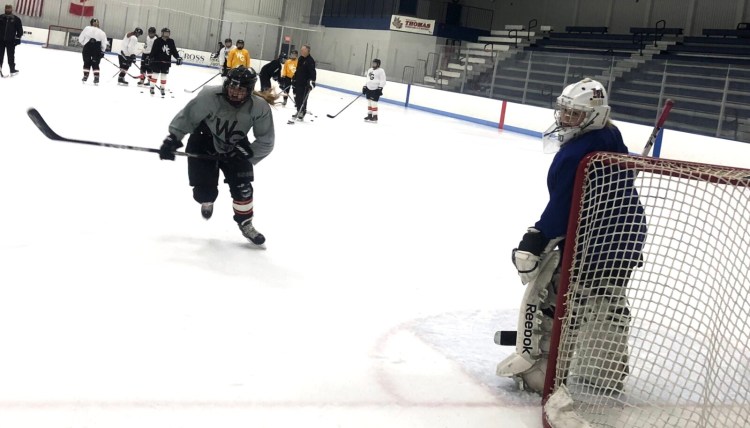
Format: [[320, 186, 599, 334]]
[[396, 45, 750, 144]]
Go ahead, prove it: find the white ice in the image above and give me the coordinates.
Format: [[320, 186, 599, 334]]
[[0, 44, 556, 427]]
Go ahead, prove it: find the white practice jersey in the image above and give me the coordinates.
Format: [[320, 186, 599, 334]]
[[78, 26, 108, 52], [365, 67, 386, 90], [143, 35, 156, 54], [120, 34, 138, 56], [219, 46, 235, 64]]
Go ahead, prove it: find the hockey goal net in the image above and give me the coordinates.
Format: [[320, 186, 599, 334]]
[[43, 25, 83, 52], [543, 152, 750, 428]]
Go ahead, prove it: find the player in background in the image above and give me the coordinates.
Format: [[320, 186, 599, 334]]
[[137, 27, 157, 87], [149, 28, 182, 96], [278, 49, 297, 106], [362, 58, 386, 122], [496, 78, 647, 394], [78, 18, 107, 85], [218, 38, 233, 76], [258, 52, 286, 92], [158, 66, 277, 245], [292, 44, 316, 120], [117, 27, 142, 86], [0, 4, 23, 76], [226, 39, 250, 70]]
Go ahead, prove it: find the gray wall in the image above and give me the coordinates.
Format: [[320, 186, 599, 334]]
[[18, 0, 322, 53]]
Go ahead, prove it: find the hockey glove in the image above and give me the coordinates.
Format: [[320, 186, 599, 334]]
[[159, 134, 183, 161], [233, 138, 254, 161], [362, 86, 368, 95], [176, 57, 183, 66], [14, 38, 21, 46], [512, 228, 551, 285], [376, 87, 383, 97], [221, 67, 228, 77]]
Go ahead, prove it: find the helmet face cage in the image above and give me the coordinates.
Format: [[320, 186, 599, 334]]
[[148, 27, 156, 35], [134, 27, 143, 37], [236, 40, 245, 48], [161, 28, 170, 37], [372, 58, 381, 68], [90, 18, 99, 26], [223, 67, 257, 106]]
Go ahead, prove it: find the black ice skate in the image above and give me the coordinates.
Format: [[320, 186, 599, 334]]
[[10, 68, 18, 76], [150, 86, 155, 95], [239, 219, 265, 245], [282, 98, 287, 106], [370, 116, 378, 123], [118, 77, 128, 86], [201, 202, 213, 220], [160, 87, 166, 97], [82, 75, 88, 83], [364, 114, 372, 121], [93, 76, 99, 85]]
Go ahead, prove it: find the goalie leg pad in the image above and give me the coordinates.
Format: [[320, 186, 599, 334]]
[[572, 281, 630, 391], [496, 249, 561, 393]]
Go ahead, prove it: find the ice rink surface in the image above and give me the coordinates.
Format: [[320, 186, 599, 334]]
[[0, 44, 557, 427]]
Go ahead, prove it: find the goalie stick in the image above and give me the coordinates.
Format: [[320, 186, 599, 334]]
[[27, 108, 220, 160], [326, 93, 364, 118], [641, 99, 674, 156], [184, 72, 221, 93]]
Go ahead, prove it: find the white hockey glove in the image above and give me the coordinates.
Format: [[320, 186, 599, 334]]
[[512, 228, 561, 285]]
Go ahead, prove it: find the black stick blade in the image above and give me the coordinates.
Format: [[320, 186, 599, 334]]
[[27, 108, 64, 141], [326, 114, 335, 118]]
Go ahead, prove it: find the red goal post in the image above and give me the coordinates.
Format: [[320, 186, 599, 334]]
[[43, 25, 84, 52], [543, 152, 750, 428]]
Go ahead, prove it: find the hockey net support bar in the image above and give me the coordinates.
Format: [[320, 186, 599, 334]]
[[543, 152, 750, 428], [44, 25, 83, 52]]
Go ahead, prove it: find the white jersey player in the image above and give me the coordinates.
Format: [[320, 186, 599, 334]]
[[363, 59, 386, 122], [138, 27, 157, 86], [218, 38, 235, 76], [117, 27, 142, 85], [78, 18, 108, 84]]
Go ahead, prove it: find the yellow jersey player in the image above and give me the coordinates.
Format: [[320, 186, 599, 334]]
[[226, 39, 250, 69], [278, 49, 298, 106]]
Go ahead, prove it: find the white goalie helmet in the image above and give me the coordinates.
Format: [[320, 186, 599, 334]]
[[542, 78, 611, 153]]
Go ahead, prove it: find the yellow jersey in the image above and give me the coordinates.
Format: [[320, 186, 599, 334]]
[[281, 58, 297, 78], [227, 48, 251, 69]]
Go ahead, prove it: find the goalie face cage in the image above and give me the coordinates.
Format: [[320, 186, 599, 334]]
[[543, 152, 750, 428], [43, 25, 84, 52]]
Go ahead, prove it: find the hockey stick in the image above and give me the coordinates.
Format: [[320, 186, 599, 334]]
[[641, 99, 674, 156], [184, 72, 221, 93], [326, 93, 364, 119], [103, 56, 141, 79], [287, 88, 314, 125], [27, 108, 220, 160]]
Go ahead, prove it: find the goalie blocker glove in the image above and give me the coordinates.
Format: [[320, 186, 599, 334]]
[[159, 134, 183, 160]]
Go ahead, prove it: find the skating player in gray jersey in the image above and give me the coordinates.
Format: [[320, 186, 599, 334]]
[[159, 66, 278, 245]]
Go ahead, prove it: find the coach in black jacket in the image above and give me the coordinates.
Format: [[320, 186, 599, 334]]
[[0, 4, 22, 75], [292, 44, 316, 119]]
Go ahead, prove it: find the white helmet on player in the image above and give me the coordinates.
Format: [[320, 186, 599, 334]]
[[542, 78, 611, 153]]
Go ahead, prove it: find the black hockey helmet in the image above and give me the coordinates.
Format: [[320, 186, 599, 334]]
[[236, 39, 245, 47], [134, 27, 143, 37], [224, 38, 232, 43], [289, 49, 298, 58], [161, 27, 171, 35], [90, 18, 99, 26], [148, 27, 157, 35], [372, 58, 381, 68], [223, 66, 257, 106]]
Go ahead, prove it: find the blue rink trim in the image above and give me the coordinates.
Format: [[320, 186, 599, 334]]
[[315, 83, 546, 136]]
